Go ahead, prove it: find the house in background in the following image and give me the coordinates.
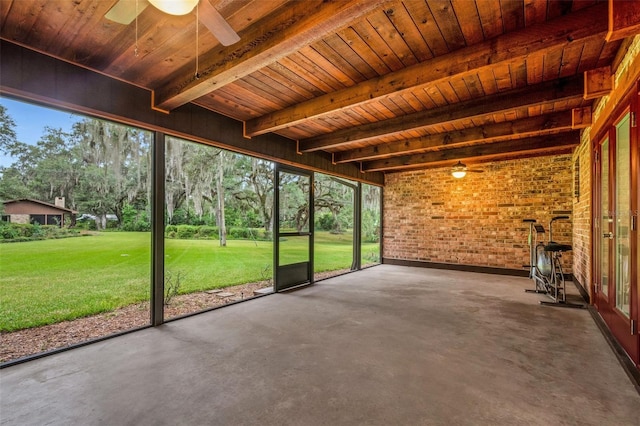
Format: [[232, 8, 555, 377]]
[[2, 197, 76, 227]]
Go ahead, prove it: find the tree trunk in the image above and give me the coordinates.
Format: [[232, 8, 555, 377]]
[[216, 153, 227, 247]]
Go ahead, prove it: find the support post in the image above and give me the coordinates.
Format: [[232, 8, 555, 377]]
[[151, 131, 166, 326]]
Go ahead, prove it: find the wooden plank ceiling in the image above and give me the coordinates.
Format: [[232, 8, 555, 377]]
[[0, 0, 634, 174]]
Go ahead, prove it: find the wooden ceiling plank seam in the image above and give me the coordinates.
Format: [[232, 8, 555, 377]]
[[367, 99, 397, 120], [577, 38, 607, 73], [447, 77, 473, 102], [278, 54, 339, 94], [353, 12, 404, 72], [382, 94, 415, 115], [385, 1, 434, 62], [558, 42, 585, 78], [492, 63, 513, 92], [526, 53, 545, 85], [425, 85, 449, 107], [224, 80, 285, 112], [362, 132, 580, 172], [450, 0, 485, 46], [310, 37, 369, 83], [461, 73, 486, 99], [427, 0, 466, 51], [263, 60, 325, 99], [412, 87, 439, 110], [261, 64, 319, 100], [403, 0, 449, 57], [299, 44, 358, 88], [241, 72, 303, 106], [350, 105, 381, 122], [354, 103, 392, 122], [436, 80, 462, 104], [323, 32, 379, 80], [351, 18, 405, 72], [596, 39, 624, 69], [477, 67, 499, 96], [152, 0, 389, 111], [364, 8, 417, 68], [297, 75, 584, 152], [289, 49, 347, 91], [476, 0, 504, 40], [509, 62, 527, 88], [399, 91, 428, 112], [543, 45, 566, 81], [245, 2, 608, 137], [336, 26, 392, 76]]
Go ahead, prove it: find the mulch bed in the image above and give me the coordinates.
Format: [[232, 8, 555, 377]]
[[0, 281, 271, 364], [1, 270, 350, 364]]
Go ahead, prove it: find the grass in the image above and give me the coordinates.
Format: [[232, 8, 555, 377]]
[[0, 231, 379, 332]]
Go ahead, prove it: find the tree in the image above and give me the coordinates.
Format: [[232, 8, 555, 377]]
[[72, 118, 151, 229], [314, 175, 355, 233]]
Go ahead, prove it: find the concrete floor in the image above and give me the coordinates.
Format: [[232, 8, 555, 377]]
[[1, 265, 639, 425]]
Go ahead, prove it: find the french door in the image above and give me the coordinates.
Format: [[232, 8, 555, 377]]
[[274, 165, 313, 291], [594, 102, 639, 367]]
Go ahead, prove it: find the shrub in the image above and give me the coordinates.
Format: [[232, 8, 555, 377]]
[[165, 225, 178, 234], [176, 225, 197, 239], [228, 227, 251, 239], [12, 223, 35, 238], [0, 223, 18, 240], [316, 212, 336, 231], [196, 226, 218, 239]]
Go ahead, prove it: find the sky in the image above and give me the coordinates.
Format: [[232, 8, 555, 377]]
[[0, 97, 81, 168]]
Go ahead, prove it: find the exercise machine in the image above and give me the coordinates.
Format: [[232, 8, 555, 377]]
[[522, 216, 584, 308]]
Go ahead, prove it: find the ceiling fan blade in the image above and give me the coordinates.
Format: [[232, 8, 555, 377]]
[[105, 0, 149, 25], [469, 169, 485, 173], [198, 0, 240, 46]]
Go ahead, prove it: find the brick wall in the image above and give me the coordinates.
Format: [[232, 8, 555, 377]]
[[571, 133, 592, 295], [383, 155, 574, 272]]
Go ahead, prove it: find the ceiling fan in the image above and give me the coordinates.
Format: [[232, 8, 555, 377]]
[[450, 161, 484, 179], [105, 0, 240, 46]]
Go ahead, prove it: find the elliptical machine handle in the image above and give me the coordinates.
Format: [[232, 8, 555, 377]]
[[523, 219, 536, 223], [551, 215, 569, 221]]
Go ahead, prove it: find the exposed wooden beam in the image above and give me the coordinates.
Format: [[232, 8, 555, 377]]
[[333, 111, 575, 163], [152, 0, 388, 112], [572, 106, 592, 128], [299, 76, 585, 152], [244, 2, 608, 137], [607, 0, 640, 41], [362, 133, 581, 172], [584, 66, 613, 100]]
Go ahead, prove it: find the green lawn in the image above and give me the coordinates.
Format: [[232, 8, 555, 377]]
[[0, 232, 379, 332]]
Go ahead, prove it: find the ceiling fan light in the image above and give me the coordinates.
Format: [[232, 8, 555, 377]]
[[451, 161, 467, 178], [149, 0, 198, 16]]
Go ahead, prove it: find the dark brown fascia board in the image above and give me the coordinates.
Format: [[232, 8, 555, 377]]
[[0, 40, 383, 186]]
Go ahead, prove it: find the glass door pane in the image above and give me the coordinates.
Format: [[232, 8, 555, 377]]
[[615, 114, 631, 316], [314, 173, 356, 280], [601, 138, 610, 299], [275, 167, 312, 291]]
